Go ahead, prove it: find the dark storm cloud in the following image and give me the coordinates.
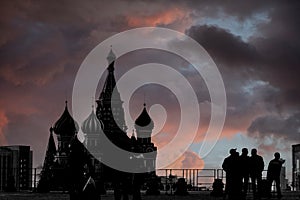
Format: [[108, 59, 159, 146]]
[[0, 22, 67, 86], [186, 25, 260, 67], [249, 2, 300, 106], [183, 0, 300, 143], [248, 112, 300, 142], [252, 38, 300, 87], [255, 1, 300, 41], [186, 0, 274, 20], [0, 0, 190, 166], [185, 1, 300, 86], [184, 25, 272, 133], [0, 0, 189, 86]]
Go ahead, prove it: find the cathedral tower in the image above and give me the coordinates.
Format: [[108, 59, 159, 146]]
[[96, 49, 127, 135], [135, 103, 157, 173], [53, 101, 78, 165]]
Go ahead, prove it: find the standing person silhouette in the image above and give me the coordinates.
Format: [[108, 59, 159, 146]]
[[267, 152, 285, 199], [240, 148, 250, 198], [222, 148, 242, 200], [249, 148, 264, 199]]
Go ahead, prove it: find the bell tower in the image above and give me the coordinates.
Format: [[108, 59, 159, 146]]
[[53, 101, 78, 165], [135, 103, 157, 173], [96, 49, 128, 135]]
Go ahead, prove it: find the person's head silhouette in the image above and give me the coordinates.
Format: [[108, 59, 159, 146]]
[[274, 152, 280, 159], [242, 148, 248, 155], [230, 148, 237, 155], [251, 148, 257, 156]]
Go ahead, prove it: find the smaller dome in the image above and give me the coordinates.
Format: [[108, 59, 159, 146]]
[[135, 104, 154, 129], [53, 101, 79, 136], [81, 109, 103, 134]]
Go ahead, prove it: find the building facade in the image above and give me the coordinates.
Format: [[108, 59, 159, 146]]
[[280, 166, 288, 190], [292, 144, 300, 191], [0, 145, 33, 191]]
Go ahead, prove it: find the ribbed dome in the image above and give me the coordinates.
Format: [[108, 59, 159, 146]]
[[81, 109, 103, 134], [135, 104, 154, 129], [53, 101, 79, 136]]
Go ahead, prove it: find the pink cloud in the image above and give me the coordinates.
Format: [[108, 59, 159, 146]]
[[0, 109, 8, 145], [126, 6, 192, 31], [166, 150, 204, 169]]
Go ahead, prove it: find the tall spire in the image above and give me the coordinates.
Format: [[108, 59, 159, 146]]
[[96, 48, 128, 134], [99, 49, 120, 101], [107, 46, 116, 65]]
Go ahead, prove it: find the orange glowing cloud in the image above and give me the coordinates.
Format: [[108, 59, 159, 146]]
[[126, 7, 192, 31], [0, 110, 8, 145], [153, 122, 179, 148]]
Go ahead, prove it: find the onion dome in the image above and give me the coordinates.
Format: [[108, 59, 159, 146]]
[[81, 107, 103, 134], [135, 103, 154, 129], [53, 101, 79, 136]]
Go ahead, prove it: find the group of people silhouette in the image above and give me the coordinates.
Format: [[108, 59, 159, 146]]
[[222, 148, 285, 200]]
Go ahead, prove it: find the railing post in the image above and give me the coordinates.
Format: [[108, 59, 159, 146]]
[[222, 169, 224, 181], [196, 169, 198, 189], [170, 169, 173, 195], [192, 169, 195, 188], [214, 169, 216, 179], [190, 169, 192, 187], [165, 169, 168, 194]]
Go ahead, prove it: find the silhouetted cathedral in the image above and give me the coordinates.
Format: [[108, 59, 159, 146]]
[[38, 49, 157, 192]]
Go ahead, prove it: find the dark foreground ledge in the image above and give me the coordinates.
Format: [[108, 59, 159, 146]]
[[0, 191, 299, 200]]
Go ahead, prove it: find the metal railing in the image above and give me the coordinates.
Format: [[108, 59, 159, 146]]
[[157, 168, 220, 192], [1, 167, 220, 192], [0, 167, 294, 192]]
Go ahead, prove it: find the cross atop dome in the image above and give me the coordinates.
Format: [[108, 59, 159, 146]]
[[106, 46, 116, 65]]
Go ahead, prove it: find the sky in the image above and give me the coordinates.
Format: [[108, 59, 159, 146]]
[[0, 1, 299, 181]]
